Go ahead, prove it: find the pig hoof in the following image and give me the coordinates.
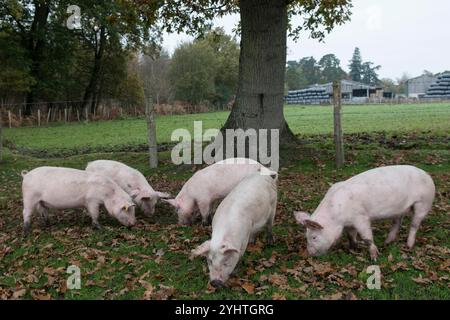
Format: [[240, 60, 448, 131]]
[[210, 280, 225, 289], [369, 247, 379, 261], [266, 235, 274, 246], [23, 224, 30, 238]]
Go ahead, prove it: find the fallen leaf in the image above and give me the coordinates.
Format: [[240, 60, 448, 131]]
[[241, 282, 255, 295], [12, 289, 26, 299]]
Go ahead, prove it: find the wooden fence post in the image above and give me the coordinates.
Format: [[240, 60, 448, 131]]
[[145, 96, 158, 168], [8, 110, 12, 128], [47, 108, 51, 124], [333, 80, 344, 168], [37, 109, 41, 127]]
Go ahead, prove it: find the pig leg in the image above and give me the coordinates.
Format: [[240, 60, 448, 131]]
[[346, 227, 358, 250], [354, 219, 379, 261], [87, 203, 101, 230], [197, 201, 212, 226], [36, 202, 50, 228], [385, 217, 402, 245], [23, 207, 34, 238], [249, 233, 257, 245], [407, 202, 430, 249], [266, 206, 276, 246]]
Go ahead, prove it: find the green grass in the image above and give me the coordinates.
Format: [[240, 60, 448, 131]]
[[4, 103, 450, 154], [0, 103, 449, 300]]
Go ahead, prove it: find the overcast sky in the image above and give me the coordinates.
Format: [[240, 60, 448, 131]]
[[162, 0, 450, 80]]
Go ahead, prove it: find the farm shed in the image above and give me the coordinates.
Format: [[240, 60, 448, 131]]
[[285, 80, 382, 104], [406, 74, 437, 98]]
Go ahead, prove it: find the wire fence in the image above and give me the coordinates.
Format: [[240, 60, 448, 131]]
[[1, 98, 450, 129]]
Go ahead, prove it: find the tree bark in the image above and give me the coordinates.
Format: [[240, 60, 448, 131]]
[[222, 0, 296, 143], [24, 0, 51, 116], [82, 26, 106, 116]]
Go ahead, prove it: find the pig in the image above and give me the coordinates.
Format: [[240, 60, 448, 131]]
[[85, 160, 170, 217], [21, 166, 137, 237], [163, 158, 272, 225], [191, 171, 278, 288], [294, 165, 435, 261]]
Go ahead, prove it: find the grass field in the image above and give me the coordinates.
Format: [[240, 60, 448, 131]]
[[4, 103, 450, 155], [0, 103, 449, 300]]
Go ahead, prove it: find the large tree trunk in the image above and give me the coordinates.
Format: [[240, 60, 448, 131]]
[[24, 0, 50, 116], [81, 26, 106, 116], [223, 0, 295, 143]]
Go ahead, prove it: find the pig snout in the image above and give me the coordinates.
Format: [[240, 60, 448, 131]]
[[307, 248, 319, 256], [178, 214, 194, 226], [307, 246, 326, 257], [123, 218, 136, 227], [210, 279, 225, 289]]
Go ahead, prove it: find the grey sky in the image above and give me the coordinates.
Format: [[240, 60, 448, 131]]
[[162, 0, 450, 80]]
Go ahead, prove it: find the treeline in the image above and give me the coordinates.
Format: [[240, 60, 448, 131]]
[[142, 28, 239, 110], [0, 0, 422, 121], [286, 47, 381, 91], [0, 1, 164, 116], [0, 1, 239, 118]]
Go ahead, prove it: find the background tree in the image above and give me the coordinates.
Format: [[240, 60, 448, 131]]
[[349, 47, 363, 82], [297, 57, 321, 86], [285, 60, 302, 91], [70, 0, 160, 115], [0, 30, 35, 100], [361, 62, 381, 86], [396, 73, 411, 95], [0, 0, 159, 115], [169, 41, 218, 105], [319, 54, 347, 83], [1, 0, 53, 114], [201, 28, 239, 109], [380, 78, 397, 94], [140, 49, 172, 105]]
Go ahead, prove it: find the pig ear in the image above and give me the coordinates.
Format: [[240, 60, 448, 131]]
[[220, 243, 239, 255], [162, 198, 179, 208], [304, 220, 323, 230], [294, 211, 311, 225], [191, 240, 211, 259], [122, 203, 136, 212], [154, 191, 171, 199]]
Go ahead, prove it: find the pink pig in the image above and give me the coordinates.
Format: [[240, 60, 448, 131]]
[[164, 158, 270, 225], [191, 171, 278, 288], [294, 165, 435, 261], [21, 167, 136, 237], [86, 160, 171, 217]]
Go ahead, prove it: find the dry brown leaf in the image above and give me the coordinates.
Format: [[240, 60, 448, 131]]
[[241, 282, 255, 295], [272, 292, 286, 300], [12, 289, 26, 299]]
